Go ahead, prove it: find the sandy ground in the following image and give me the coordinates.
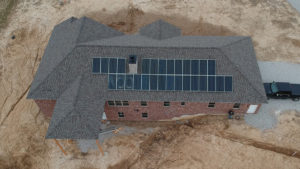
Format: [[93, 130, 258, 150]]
[[0, 0, 300, 169]]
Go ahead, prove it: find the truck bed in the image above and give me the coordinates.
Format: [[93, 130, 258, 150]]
[[291, 84, 300, 96]]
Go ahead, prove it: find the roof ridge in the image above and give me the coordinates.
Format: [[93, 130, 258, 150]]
[[75, 17, 86, 44], [220, 36, 249, 48], [217, 47, 266, 101], [28, 47, 77, 97]]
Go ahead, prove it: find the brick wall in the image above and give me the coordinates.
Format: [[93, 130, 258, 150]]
[[105, 101, 258, 121], [35, 100, 56, 118]]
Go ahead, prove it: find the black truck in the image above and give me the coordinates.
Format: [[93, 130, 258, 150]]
[[264, 81, 300, 101]]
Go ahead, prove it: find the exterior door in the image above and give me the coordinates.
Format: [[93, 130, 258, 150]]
[[247, 105, 258, 113]]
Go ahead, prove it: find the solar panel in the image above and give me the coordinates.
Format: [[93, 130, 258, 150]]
[[175, 60, 182, 74], [117, 75, 125, 89], [175, 76, 182, 90], [208, 76, 215, 91], [167, 60, 174, 74], [183, 60, 190, 74], [216, 76, 224, 91], [117, 59, 126, 73], [92, 58, 100, 73], [134, 75, 141, 90], [199, 76, 207, 91], [200, 60, 207, 75], [166, 76, 174, 90], [183, 76, 191, 91], [225, 76, 233, 92], [142, 59, 150, 74], [150, 75, 158, 90], [150, 59, 158, 74], [208, 60, 215, 75], [158, 75, 166, 90], [142, 75, 149, 90], [191, 76, 199, 91], [108, 74, 116, 89], [101, 58, 109, 73], [109, 58, 117, 73], [159, 60, 166, 74], [191, 60, 199, 75], [125, 74, 133, 89]]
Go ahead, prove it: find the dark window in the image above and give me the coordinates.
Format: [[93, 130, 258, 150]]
[[117, 59, 126, 73], [150, 59, 158, 74], [142, 59, 150, 74], [142, 112, 148, 118], [175, 76, 182, 90], [141, 101, 147, 106], [158, 75, 166, 90], [159, 59, 167, 74], [123, 101, 129, 106], [199, 76, 207, 91], [183, 76, 191, 91], [150, 75, 157, 90], [108, 74, 116, 89], [225, 76, 233, 92], [125, 75, 133, 90], [183, 60, 190, 74], [181, 102, 185, 106], [109, 58, 117, 73], [134, 75, 141, 90], [216, 76, 224, 91], [191, 60, 199, 75], [164, 101, 170, 106], [208, 102, 215, 108], [233, 103, 240, 109], [191, 76, 199, 91], [175, 60, 182, 74], [208, 60, 216, 75], [208, 76, 215, 91], [115, 101, 122, 106], [118, 112, 124, 118], [200, 60, 207, 75], [142, 75, 149, 90], [166, 76, 174, 90], [101, 58, 109, 73], [92, 58, 100, 73], [117, 75, 125, 89], [108, 101, 115, 106], [167, 60, 174, 74]]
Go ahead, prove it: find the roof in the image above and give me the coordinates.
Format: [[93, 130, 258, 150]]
[[27, 17, 267, 139]]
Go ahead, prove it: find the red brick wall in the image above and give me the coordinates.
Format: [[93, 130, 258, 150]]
[[35, 100, 56, 118], [105, 101, 259, 121]]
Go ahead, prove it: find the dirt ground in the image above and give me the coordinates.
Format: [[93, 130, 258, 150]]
[[0, 0, 300, 168]]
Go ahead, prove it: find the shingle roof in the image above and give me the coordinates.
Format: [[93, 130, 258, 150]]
[[28, 17, 267, 139]]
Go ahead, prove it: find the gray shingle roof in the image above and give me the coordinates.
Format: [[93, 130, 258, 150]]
[[28, 17, 267, 139], [139, 19, 181, 40]]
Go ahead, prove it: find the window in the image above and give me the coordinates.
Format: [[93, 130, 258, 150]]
[[233, 103, 240, 109], [142, 112, 148, 118], [208, 102, 215, 108], [122, 101, 129, 106], [118, 112, 124, 118], [164, 101, 170, 106], [108, 101, 115, 106], [181, 102, 185, 106], [141, 101, 147, 106], [115, 101, 122, 106]]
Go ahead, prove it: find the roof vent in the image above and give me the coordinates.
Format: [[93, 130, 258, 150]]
[[128, 55, 137, 73]]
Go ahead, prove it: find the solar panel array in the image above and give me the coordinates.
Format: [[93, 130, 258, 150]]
[[92, 58, 233, 92]]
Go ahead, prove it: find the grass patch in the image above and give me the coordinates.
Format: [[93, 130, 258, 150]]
[[0, 0, 18, 30]]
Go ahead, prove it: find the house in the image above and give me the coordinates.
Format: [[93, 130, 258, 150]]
[[27, 17, 267, 140]]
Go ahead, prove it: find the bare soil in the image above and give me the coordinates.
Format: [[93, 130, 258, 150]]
[[0, 0, 300, 169]]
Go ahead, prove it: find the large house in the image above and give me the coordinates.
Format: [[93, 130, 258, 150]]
[[27, 17, 267, 139]]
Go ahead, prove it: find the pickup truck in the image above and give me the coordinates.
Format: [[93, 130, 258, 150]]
[[264, 82, 300, 101]]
